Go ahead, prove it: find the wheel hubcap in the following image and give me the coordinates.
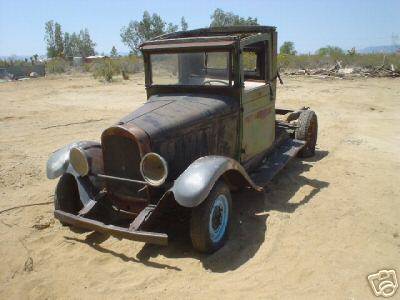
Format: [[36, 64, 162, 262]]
[[209, 195, 229, 243]]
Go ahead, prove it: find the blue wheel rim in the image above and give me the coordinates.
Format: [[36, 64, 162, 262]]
[[209, 194, 229, 243]]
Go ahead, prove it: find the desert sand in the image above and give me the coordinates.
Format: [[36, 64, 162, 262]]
[[0, 73, 399, 299]]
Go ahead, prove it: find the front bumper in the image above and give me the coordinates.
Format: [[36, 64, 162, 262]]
[[54, 210, 168, 246]]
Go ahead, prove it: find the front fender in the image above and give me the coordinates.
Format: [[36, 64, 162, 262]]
[[170, 156, 262, 208], [46, 141, 99, 179]]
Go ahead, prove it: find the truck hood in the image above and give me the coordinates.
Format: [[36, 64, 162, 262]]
[[118, 94, 237, 140]]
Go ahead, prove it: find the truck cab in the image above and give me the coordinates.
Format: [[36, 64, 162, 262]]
[[141, 26, 279, 170]]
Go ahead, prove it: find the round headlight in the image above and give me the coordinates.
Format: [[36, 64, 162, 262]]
[[69, 147, 89, 176], [140, 152, 168, 186]]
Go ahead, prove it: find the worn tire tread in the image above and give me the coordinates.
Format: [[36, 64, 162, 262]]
[[295, 110, 318, 158], [190, 181, 232, 253]]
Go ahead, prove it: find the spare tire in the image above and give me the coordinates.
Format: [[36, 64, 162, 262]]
[[295, 110, 318, 158]]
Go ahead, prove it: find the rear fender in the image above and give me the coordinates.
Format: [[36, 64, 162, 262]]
[[170, 156, 262, 208]]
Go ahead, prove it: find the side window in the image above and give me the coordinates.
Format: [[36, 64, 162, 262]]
[[243, 43, 266, 81], [243, 49, 263, 80], [206, 52, 228, 69], [243, 51, 257, 72]]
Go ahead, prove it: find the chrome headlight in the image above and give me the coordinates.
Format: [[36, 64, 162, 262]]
[[69, 147, 89, 176], [140, 152, 168, 186]]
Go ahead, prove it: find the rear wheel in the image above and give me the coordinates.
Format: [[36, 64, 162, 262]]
[[190, 181, 232, 253], [295, 110, 318, 158]]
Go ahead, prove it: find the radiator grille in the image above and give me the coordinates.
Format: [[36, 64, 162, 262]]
[[102, 135, 143, 198]]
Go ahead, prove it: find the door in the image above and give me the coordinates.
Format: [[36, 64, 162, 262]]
[[241, 82, 275, 162]]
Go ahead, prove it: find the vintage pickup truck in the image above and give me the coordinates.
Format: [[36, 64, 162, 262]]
[[46, 26, 318, 253]]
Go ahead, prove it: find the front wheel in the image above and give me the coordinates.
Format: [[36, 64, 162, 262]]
[[54, 174, 83, 226], [190, 181, 232, 253]]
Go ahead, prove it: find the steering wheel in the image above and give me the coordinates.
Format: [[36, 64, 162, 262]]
[[202, 79, 229, 86]]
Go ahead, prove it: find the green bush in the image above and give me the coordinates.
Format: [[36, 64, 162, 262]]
[[46, 58, 69, 73], [119, 55, 142, 74], [92, 58, 121, 82]]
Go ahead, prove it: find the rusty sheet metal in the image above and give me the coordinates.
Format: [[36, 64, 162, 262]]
[[54, 210, 168, 245], [101, 124, 151, 205], [141, 40, 236, 51], [250, 139, 305, 186], [151, 26, 276, 41], [118, 94, 239, 179], [102, 123, 151, 156], [241, 85, 275, 161]]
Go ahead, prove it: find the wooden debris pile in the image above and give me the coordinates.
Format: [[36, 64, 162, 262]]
[[283, 60, 400, 79]]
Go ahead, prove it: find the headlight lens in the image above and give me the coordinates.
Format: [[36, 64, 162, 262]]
[[69, 147, 89, 176], [140, 152, 168, 186]]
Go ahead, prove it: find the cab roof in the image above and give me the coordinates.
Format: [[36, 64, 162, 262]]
[[151, 25, 276, 40], [140, 25, 276, 51]]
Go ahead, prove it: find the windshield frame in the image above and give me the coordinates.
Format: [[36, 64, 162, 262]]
[[144, 48, 234, 89]]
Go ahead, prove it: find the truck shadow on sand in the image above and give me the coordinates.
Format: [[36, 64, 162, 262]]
[[66, 150, 329, 273], [137, 149, 330, 272]]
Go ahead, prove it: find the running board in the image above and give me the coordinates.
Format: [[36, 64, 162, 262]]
[[250, 139, 305, 187]]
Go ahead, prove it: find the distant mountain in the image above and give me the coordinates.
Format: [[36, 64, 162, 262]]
[[359, 45, 400, 54]]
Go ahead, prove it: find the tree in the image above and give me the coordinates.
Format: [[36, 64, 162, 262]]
[[54, 22, 64, 57], [110, 46, 118, 57], [46, 20, 96, 58], [69, 32, 81, 57], [210, 8, 258, 27], [30, 54, 39, 65], [79, 28, 96, 57], [280, 41, 296, 55], [45, 21, 64, 58], [181, 17, 188, 31], [44, 20, 56, 58], [166, 23, 179, 33], [120, 11, 180, 54], [63, 32, 72, 57], [316, 46, 344, 57]]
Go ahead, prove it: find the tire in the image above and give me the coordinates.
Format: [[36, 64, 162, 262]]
[[190, 181, 232, 253], [54, 174, 83, 225], [295, 110, 318, 158]]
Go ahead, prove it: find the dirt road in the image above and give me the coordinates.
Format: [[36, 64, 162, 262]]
[[0, 73, 399, 299]]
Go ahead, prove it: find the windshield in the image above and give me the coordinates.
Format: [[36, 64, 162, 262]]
[[150, 51, 231, 86]]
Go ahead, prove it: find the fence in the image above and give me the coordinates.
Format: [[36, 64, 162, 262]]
[[6, 64, 45, 78]]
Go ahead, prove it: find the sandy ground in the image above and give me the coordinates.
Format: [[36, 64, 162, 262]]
[[0, 73, 399, 299]]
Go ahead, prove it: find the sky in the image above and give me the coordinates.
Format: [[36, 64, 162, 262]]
[[0, 0, 399, 56]]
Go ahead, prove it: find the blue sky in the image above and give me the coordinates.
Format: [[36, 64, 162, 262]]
[[0, 0, 399, 56]]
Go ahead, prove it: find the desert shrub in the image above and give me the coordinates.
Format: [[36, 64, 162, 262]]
[[83, 62, 94, 73], [92, 58, 121, 82], [46, 58, 69, 73], [119, 55, 143, 74], [122, 70, 129, 80], [280, 41, 297, 55]]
